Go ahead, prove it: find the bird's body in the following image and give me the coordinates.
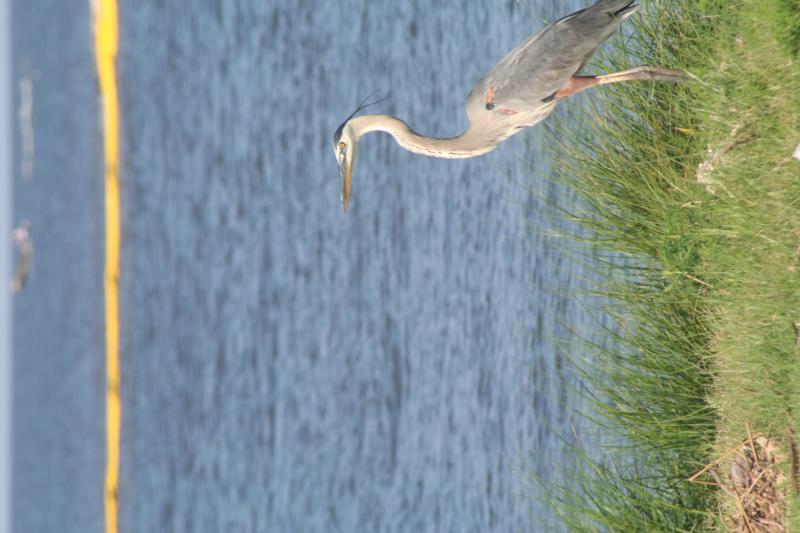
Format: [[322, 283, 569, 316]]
[[334, 0, 685, 211]]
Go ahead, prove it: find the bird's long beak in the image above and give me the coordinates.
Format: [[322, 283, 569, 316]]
[[339, 157, 352, 213]]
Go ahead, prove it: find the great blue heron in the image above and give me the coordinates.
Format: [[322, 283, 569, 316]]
[[333, 0, 685, 212]]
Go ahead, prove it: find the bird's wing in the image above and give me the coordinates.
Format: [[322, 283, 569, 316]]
[[465, 0, 637, 123]]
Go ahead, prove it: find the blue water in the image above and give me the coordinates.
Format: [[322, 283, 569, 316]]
[[11, 1, 105, 532], [12, 1, 615, 532]]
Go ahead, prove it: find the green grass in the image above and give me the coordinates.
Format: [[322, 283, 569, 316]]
[[538, 0, 800, 529], [777, 0, 800, 55]]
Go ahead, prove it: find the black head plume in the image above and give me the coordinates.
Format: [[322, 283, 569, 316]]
[[333, 90, 391, 146]]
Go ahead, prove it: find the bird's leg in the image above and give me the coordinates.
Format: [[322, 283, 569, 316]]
[[485, 87, 496, 110], [595, 66, 687, 86], [556, 67, 687, 99], [554, 76, 602, 99]]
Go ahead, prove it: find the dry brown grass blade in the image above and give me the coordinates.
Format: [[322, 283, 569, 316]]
[[746, 422, 758, 469], [720, 472, 755, 533], [689, 438, 751, 484]]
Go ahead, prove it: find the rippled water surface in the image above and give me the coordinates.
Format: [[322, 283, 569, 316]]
[[12, 1, 618, 532]]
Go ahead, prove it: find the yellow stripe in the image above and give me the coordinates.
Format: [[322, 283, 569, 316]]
[[94, 2, 121, 533]]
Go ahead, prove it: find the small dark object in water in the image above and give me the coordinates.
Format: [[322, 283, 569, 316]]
[[11, 221, 33, 294]]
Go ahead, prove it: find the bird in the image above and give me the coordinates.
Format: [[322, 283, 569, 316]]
[[332, 0, 686, 212], [11, 221, 33, 294]]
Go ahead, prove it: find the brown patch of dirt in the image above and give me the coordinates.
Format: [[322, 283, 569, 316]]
[[690, 426, 793, 532]]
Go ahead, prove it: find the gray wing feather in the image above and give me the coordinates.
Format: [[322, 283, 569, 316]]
[[466, 0, 638, 122]]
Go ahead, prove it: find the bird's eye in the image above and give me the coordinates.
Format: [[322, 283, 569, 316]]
[[338, 142, 346, 151]]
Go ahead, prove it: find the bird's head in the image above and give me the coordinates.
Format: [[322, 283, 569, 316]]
[[333, 119, 358, 212], [333, 91, 389, 213]]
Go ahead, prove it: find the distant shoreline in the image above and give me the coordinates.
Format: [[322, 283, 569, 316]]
[[0, 0, 12, 530]]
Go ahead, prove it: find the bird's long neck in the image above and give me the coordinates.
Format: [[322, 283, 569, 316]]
[[348, 114, 499, 159]]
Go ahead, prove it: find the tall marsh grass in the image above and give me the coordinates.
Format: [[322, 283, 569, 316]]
[[537, 0, 800, 529]]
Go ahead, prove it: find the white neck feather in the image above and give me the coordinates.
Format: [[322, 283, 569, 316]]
[[348, 114, 501, 159]]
